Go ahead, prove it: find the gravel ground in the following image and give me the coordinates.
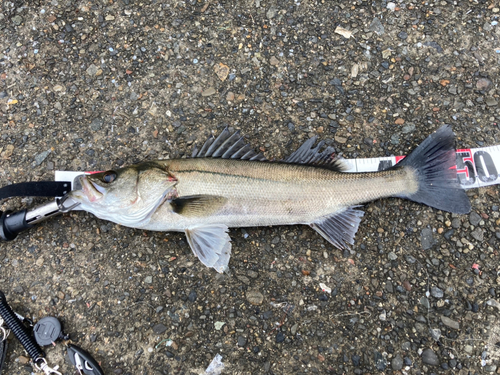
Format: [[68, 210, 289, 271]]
[[1, 1, 500, 374]]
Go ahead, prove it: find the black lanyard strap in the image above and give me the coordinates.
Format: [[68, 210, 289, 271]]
[[0, 182, 71, 200]]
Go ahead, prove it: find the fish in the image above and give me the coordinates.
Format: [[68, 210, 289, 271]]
[[69, 125, 471, 273]]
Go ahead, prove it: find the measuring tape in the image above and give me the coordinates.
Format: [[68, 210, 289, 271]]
[[55, 145, 500, 192], [342, 145, 500, 190]]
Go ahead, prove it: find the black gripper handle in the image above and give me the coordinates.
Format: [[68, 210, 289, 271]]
[[0, 290, 44, 362], [0, 210, 33, 241]]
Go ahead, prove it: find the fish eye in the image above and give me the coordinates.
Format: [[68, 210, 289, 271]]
[[101, 171, 117, 183]]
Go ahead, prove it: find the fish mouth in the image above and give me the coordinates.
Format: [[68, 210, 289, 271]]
[[79, 175, 104, 202]]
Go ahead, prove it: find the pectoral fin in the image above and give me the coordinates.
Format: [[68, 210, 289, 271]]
[[171, 195, 227, 217], [185, 224, 232, 273], [310, 206, 364, 250]]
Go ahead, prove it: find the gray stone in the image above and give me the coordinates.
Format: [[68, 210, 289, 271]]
[[441, 316, 460, 330], [469, 211, 481, 226], [429, 328, 441, 341], [471, 228, 484, 242], [334, 135, 347, 144], [237, 275, 250, 285], [34, 150, 51, 166], [202, 87, 216, 96], [486, 97, 498, 106], [86, 64, 98, 76], [247, 290, 264, 305], [152, 323, 167, 334], [13, 285, 24, 294], [144, 276, 153, 284], [188, 290, 197, 302], [391, 355, 403, 371], [385, 281, 393, 294], [247, 270, 258, 278], [12, 15, 23, 26], [90, 118, 104, 131], [398, 31, 408, 40], [237, 335, 247, 347], [421, 348, 439, 366], [423, 41, 444, 53], [402, 124, 416, 133], [421, 228, 436, 250], [266, 6, 278, 19], [451, 218, 461, 228], [415, 322, 426, 333], [431, 286, 444, 298], [477, 78, 492, 90], [420, 296, 430, 309], [369, 17, 385, 35]]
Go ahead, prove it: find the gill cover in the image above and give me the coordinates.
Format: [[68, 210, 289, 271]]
[[72, 162, 176, 227]]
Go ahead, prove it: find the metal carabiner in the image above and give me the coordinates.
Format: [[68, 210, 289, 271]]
[[0, 317, 9, 344], [0, 327, 8, 342], [34, 358, 62, 375]]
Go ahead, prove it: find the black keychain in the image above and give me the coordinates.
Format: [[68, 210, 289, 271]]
[[32, 319, 103, 375], [67, 345, 104, 375], [0, 290, 103, 375], [33, 317, 69, 346]]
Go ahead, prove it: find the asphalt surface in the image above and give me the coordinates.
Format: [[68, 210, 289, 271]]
[[1, 1, 500, 374]]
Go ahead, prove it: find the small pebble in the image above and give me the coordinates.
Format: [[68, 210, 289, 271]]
[[237, 336, 247, 347], [152, 324, 167, 334], [246, 290, 264, 305], [421, 348, 439, 366]]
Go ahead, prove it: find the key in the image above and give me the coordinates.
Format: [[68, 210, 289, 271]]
[[66, 344, 104, 375]]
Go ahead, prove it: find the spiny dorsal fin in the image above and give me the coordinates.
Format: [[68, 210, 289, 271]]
[[192, 128, 345, 167], [192, 127, 267, 161], [285, 136, 347, 172]]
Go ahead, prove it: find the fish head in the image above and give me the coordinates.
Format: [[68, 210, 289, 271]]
[[70, 162, 176, 226]]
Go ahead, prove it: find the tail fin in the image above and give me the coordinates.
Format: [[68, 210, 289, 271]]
[[396, 125, 471, 214]]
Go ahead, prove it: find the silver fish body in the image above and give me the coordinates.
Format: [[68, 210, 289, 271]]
[[142, 158, 418, 230], [70, 126, 470, 272]]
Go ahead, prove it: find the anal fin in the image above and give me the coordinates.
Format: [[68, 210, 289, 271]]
[[185, 224, 232, 273], [310, 206, 364, 249]]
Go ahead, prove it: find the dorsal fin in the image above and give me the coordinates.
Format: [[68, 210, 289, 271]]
[[192, 129, 344, 168], [192, 127, 267, 161], [284, 136, 347, 171]]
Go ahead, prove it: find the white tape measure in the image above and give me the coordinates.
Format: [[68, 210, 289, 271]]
[[55, 145, 500, 192], [342, 145, 500, 190]]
